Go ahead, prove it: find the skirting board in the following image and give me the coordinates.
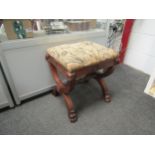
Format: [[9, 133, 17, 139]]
[[19, 85, 55, 101]]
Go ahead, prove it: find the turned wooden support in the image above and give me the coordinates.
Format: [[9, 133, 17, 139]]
[[94, 67, 113, 102], [63, 94, 77, 122], [49, 63, 76, 94], [95, 77, 111, 102], [46, 55, 77, 122]]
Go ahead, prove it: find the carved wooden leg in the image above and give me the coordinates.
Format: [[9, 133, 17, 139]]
[[95, 78, 111, 103], [63, 93, 77, 123], [46, 56, 77, 122]]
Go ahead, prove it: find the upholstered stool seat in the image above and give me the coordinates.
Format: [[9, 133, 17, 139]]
[[47, 41, 118, 72], [46, 41, 118, 123]]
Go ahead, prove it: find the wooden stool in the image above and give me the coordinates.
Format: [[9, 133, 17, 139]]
[[46, 41, 118, 123]]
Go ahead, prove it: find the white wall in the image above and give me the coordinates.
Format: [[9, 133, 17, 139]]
[[124, 19, 155, 75]]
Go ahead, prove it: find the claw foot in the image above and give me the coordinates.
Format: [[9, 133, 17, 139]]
[[104, 94, 111, 103], [68, 110, 77, 123]]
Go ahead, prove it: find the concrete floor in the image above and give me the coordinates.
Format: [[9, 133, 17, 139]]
[[0, 64, 155, 135]]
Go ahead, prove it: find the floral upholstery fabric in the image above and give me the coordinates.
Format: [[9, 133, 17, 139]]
[[47, 41, 118, 72]]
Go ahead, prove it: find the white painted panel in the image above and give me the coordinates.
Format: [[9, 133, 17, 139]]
[[0, 68, 14, 108], [0, 76, 8, 104], [4, 44, 55, 99]]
